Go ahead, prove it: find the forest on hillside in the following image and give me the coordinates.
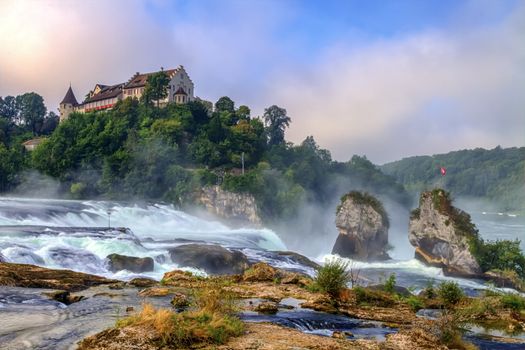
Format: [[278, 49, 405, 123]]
[[0, 74, 409, 222], [381, 147, 525, 212]]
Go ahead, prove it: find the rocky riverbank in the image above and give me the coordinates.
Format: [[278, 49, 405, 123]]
[[1, 260, 525, 349]]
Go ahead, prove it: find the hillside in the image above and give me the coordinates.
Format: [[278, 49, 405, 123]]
[[381, 146, 525, 212], [1, 90, 410, 223]]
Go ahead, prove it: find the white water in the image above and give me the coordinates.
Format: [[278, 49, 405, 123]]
[[1, 197, 524, 293], [0, 197, 286, 280]]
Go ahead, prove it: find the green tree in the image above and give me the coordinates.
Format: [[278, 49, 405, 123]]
[[263, 105, 291, 146], [143, 71, 170, 108], [215, 97, 235, 113], [16, 92, 47, 135]]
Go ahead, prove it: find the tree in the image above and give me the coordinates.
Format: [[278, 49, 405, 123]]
[[16, 92, 47, 135], [215, 97, 235, 113], [0, 96, 19, 123], [40, 112, 59, 135], [143, 71, 170, 108], [237, 105, 251, 121], [263, 105, 291, 146]]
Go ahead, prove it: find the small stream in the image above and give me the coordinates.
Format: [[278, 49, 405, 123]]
[[240, 298, 397, 341]]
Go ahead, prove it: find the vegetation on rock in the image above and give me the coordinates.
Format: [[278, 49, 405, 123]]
[[313, 258, 351, 297], [337, 191, 390, 228]]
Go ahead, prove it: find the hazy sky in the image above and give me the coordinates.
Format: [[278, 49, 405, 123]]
[[1, 0, 523, 163]]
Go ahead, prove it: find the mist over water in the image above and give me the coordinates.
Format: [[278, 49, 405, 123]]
[[0, 195, 523, 293]]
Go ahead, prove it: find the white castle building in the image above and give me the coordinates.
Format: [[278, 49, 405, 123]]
[[59, 65, 194, 122]]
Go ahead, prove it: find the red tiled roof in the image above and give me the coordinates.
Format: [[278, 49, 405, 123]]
[[82, 84, 123, 104], [123, 68, 179, 89]]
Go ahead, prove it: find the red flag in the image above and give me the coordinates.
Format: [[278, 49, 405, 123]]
[[440, 167, 446, 176]]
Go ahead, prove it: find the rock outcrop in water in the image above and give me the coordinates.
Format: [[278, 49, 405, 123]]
[[409, 189, 482, 277], [168, 244, 250, 275], [106, 254, 154, 273], [332, 191, 390, 261], [0, 262, 118, 291], [195, 185, 262, 226]]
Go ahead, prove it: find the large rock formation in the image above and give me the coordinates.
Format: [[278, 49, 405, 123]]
[[106, 253, 154, 273], [195, 185, 261, 226], [168, 244, 250, 275], [409, 189, 481, 277], [0, 262, 118, 292], [332, 191, 390, 261]]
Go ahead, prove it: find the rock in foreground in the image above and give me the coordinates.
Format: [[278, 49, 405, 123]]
[[0, 262, 118, 292], [169, 244, 250, 275], [409, 189, 481, 277], [106, 253, 154, 273], [332, 191, 390, 261]]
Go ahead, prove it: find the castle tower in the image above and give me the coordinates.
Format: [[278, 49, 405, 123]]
[[59, 85, 79, 122]]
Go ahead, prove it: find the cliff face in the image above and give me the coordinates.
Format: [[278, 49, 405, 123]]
[[332, 192, 390, 261], [196, 186, 262, 226], [409, 190, 481, 276]]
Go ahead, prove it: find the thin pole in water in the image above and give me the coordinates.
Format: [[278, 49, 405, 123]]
[[241, 152, 245, 175], [107, 209, 112, 229]]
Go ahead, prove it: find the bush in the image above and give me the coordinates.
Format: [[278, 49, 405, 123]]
[[438, 281, 464, 307], [500, 293, 525, 311], [474, 239, 525, 278], [384, 273, 396, 294], [353, 286, 395, 307], [405, 295, 424, 311], [422, 279, 436, 299], [314, 258, 351, 297]]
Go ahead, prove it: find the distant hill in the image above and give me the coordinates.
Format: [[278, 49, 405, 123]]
[[381, 146, 525, 212]]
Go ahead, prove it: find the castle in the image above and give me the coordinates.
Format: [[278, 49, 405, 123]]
[[59, 65, 194, 122]]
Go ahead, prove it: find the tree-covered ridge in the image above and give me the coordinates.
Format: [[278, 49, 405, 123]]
[[1, 87, 410, 222], [381, 147, 525, 211]]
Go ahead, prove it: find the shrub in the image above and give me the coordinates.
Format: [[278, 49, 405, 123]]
[[314, 258, 351, 297], [422, 279, 436, 299], [438, 281, 464, 307], [384, 273, 396, 294], [405, 295, 424, 311], [500, 293, 525, 311], [353, 286, 395, 307]]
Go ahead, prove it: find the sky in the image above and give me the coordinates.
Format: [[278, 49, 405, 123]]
[[0, 0, 523, 164]]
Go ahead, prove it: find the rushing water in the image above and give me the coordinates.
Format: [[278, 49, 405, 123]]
[[0, 197, 524, 349]]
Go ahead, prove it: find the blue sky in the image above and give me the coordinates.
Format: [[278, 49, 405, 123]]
[[0, 0, 523, 163]]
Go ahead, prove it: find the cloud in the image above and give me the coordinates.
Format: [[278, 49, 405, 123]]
[[266, 3, 525, 163], [0, 0, 285, 111], [0, 0, 523, 164]]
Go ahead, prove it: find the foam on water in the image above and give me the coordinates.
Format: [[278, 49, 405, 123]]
[[0, 197, 287, 280]]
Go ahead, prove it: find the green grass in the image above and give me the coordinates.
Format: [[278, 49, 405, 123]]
[[353, 286, 395, 307], [314, 258, 351, 298]]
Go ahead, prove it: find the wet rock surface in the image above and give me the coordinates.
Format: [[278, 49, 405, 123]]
[[332, 192, 390, 261], [169, 243, 250, 275], [106, 253, 154, 273], [0, 262, 118, 292], [195, 185, 262, 226]]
